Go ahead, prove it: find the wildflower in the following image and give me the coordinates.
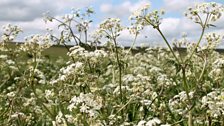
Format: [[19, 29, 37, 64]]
[[6, 91, 15, 98], [11, 112, 25, 119], [129, 3, 165, 29], [68, 93, 102, 117], [185, 2, 224, 25], [1, 24, 22, 42], [43, 11, 53, 23], [137, 120, 146, 126], [20, 34, 52, 55], [45, 89, 54, 99], [98, 18, 124, 39], [201, 89, 224, 118], [146, 118, 161, 126]]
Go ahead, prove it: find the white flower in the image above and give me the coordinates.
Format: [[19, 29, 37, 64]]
[[141, 100, 152, 106], [0, 55, 7, 59], [201, 89, 224, 118], [137, 120, 146, 126], [1, 24, 22, 42], [6, 60, 15, 65], [67, 103, 76, 112], [146, 118, 161, 126], [68, 93, 102, 117], [11, 112, 25, 119], [55, 111, 63, 123], [185, 2, 224, 23], [80, 103, 89, 113], [6, 91, 15, 98], [45, 89, 54, 99], [65, 114, 74, 123], [160, 124, 171, 126], [20, 34, 52, 54]]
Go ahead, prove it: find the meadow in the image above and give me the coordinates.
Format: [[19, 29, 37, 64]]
[[0, 2, 224, 126]]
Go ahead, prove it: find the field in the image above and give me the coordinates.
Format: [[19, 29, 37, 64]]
[[1, 2, 224, 126]]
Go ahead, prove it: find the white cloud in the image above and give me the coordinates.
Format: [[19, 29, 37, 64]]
[[163, 0, 203, 12], [0, 0, 96, 41], [100, 1, 130, 19], [0, 0, 223, 47], [117, 16, 217, 47], [100, 4, 113, 13], [0, 17, 60, 41], [99, 0, 150, 19], [0, 0, 96, 21]]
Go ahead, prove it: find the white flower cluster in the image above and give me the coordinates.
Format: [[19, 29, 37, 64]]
[[11, 112, 26, 119], [185, 2, 224, 23], [100, 18, 123, 32], [98, 18, 123, 39], [129, 3, 151, 20], [137, 118, 170, 126], [68, 93, 102, 117], [34, 68, 46, 84], [43, 7, 94, 46], [205, 33, 223, 49], [1, 24, 22, 42], [169, 91, 194, 115], [129, 3, 165, 28], [6, 59, 18, 71], [20, 34, 52, 55], [201, 89, 224, 118], [52, 111, 67, 126], [68, 46, 108, 63], [0, 54, 7, 59], [50, 61, 83, 84], [70, 7, 93, 32], [197, 33, 223, 52], [127, 24, 143, 35], [209, 58, 224, 81], [122, 74, 152, 98], [0, 53, 19, 71], [68, 46, 86, 56], [69, 46, 107, 58], [157, 74, 176, 87], [45, 89, 55, 100], [205, 33, 223, 44]]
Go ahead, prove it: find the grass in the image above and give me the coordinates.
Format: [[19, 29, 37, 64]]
[[43, 46, 69, 59], [6, 42, 224, 59]]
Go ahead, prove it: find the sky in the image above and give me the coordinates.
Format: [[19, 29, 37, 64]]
[[0, 0, 224, 47]]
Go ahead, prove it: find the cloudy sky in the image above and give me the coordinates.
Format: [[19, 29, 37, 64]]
[[1, 0, 224, 47]]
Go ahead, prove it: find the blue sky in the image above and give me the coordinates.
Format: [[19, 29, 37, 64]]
[[91, 0, 224, 20], [0, 0, 224, 47]]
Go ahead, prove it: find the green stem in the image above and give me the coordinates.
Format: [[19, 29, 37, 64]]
[[115, 98, 133, 115], [186, 13, 210, 63], [84, 29, 88, 44], [197, 57, 207, 84], [182, 67, 193, 126], [52, 17, 81, 45], [156, 28, 181, 65], [114, 40, 123, 103], [109, 28, 123, 104], [125, 33, 138, 57], [109, 28, 124, 119], [186, 27, 205, 63]]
